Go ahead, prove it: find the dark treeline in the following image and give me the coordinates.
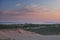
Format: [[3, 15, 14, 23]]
[[0, 24, 60, 29], [0, 24, 39, 29], [0, 24, 60, 35]]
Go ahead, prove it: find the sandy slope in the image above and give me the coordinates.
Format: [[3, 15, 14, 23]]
[[0, 28, 60, 40]]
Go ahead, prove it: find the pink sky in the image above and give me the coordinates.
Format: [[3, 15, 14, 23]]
[[0, 6, 60, 24], [0, 0, 60, 24]]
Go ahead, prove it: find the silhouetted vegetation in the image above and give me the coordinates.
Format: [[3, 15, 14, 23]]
[[0, 23, 60, 35]]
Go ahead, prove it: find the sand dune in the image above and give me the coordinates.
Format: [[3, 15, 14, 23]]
[[0, 28, 60, 40]]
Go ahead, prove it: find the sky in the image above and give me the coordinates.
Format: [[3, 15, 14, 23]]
[[0, 0, 60, 24]]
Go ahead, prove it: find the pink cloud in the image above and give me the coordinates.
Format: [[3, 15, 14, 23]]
[[1, 6, 60, 22]]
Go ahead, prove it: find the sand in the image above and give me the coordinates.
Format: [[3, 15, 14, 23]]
[[0, 28, 60, 40]]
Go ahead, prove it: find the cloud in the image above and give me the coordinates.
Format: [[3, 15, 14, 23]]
[[0, 6, 49, 22], [1, 5, 60, 22], [1, 4, 49, 15], [0, 5, 50, 19], [26, 4, 49, 13], [16, 4, 21, 7]]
